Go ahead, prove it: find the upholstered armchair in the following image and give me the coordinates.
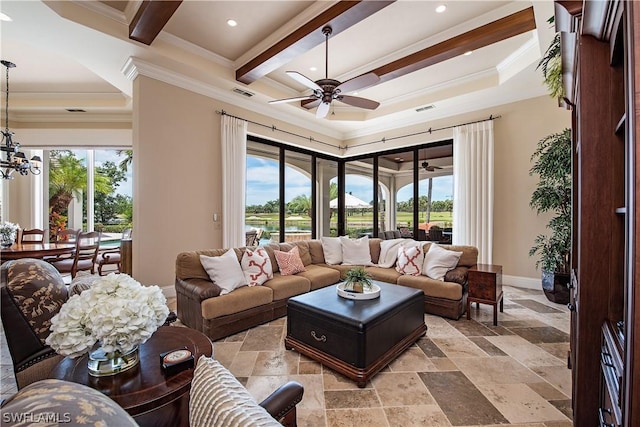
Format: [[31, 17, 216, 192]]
[[0, 258, 68, 389]]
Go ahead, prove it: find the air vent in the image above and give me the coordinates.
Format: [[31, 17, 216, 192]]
[[66, 108, 86, 113], [415, 105, 435, 112], [232, 87, 255, 98]]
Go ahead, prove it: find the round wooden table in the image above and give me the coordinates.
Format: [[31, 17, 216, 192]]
[[50, 326, 213, 427], [0, 242, 75, 261]]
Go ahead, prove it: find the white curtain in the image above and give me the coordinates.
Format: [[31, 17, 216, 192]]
[[221, 115, 247, 248], [452, 120, 494, 264]]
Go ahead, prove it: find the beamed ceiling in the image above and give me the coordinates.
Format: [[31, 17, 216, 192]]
[[0, 0, 555, 142]]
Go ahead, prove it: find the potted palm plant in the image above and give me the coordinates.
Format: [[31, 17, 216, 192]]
[[529, 128, 572, 304], [344, 267, 373, 293]]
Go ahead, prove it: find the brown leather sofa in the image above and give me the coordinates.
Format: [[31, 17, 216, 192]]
[[175, 239, 478, 341]]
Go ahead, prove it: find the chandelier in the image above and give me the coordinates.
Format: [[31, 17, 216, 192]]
[[1, 60, 40, 179]]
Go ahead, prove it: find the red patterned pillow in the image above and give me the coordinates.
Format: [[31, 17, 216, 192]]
[[274, 246, 306, 276], [395, 244, 424, 276], [241, 247, 273, 286]]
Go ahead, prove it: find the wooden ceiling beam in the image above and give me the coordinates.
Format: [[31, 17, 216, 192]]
[[129, 0, 183, 45], [236, 1, 395, 85], [301, 6, 536, 108]]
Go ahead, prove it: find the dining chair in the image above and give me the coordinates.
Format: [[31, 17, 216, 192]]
[[50, 231, 102, 278], [20, 228, 45, 244], [97, 228, 132, 276]]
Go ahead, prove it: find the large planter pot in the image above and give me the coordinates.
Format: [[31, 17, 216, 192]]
[[541, 270, 570, 304]]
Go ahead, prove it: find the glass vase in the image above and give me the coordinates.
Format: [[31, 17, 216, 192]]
[[88, 344, 139, 377], [1, 232, 15, 247]]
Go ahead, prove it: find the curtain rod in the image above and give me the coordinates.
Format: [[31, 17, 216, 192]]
[[216, 109, 500, 153], [216, 110, 340, 150], [344, 114, 501, 151]]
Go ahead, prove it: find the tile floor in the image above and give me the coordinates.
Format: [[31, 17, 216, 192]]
[[1, 285, 573, 427]]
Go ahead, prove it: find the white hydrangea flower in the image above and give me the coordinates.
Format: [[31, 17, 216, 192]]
[[46, 273, 169, 358]]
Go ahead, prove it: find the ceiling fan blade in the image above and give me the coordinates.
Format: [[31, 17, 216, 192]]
[[302, 99, 321, 109], [286, 71, 322, 91], [337, 95, 380, 110], [335, 72, 379, 94], [316, 101, 331, 118], [269, 95, 316, 105]]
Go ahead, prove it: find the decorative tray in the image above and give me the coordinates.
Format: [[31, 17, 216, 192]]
[[336, 283, 381, 300]]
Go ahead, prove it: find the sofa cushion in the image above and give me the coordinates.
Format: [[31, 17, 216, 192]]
[[0, 379, 138, 426], [324, 263, 364, 280], [308, 240, 326, 264], [261, 243, 282, 274], [368, 238, 382, 264], [241, 247, 273, 286], [262, 273, 311, 301], [201, 285, 273, 319], [274, 246, 306, 276], [200, 250, 246, 295], [397, 275, 464, 300], [321, 236, 343, 265], [340, 236, 373, 266], [444, 266, 469, 285], [176, 248, 237, 281], [296, 264, 341, 290], [422, 244, 462, 281], [365, 266, 403, 284], [440, 244, 478, 267], [190, 356, 281, 427], [395, 244, 425, 276]]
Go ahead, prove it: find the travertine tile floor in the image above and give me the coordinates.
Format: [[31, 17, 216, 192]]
[[1, 285, 573, 427]]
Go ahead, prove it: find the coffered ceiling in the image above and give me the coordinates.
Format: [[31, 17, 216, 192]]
[[0, 0, 556, 141]]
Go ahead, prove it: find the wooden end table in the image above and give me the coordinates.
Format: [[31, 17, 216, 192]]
[[466, 264, 503, 326], [50, 326, 212, 427]]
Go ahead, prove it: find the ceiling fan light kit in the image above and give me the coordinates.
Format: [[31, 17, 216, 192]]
[[270, 25, 380, 119]]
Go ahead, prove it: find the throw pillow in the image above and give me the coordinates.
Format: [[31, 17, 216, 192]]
[[274, 246, 306, 276], [395, 244, 425, 276], [340, 236, 373, 266], [190, 356, 281, 427], [422, 244, 463, 281], [444, 266, 469, 285], [200, 249, 246, 295], [240, 247, 273, 286], [321, 236, 344, 265]]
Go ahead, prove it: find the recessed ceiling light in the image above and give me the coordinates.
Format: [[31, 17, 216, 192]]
[[227, 19, 237, 27], [464, 50, 473, 56], [435, 5, 447, 13], [0, 12, 12, 21], [310, 66, 317, 71]]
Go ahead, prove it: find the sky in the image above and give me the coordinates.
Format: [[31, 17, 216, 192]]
[[246, 156, 453, 206]]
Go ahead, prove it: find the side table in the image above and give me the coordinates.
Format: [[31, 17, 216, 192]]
[[466, 264, 503, 326], [50, 326, 213, 427]]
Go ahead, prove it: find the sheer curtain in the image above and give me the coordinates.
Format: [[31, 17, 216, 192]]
[[221, 115, 248, 248], [452, 120, 494, 264]]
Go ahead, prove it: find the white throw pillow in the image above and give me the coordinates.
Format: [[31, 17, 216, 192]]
[[321, 236, 344, 265], [395, 244, 425, 276], [240, 247, 273, 286], [200, 249, 246, 295], [422, 244, 463, 281], [340, 236, 373, 266]]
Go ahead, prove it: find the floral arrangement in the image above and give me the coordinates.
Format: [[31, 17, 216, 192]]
[[46, 273, 169, 358], [0, 221, 19, 246]]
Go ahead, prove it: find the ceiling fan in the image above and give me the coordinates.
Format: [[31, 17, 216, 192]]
[[421, 161, 442, 172], [269, 25, 380, 119]]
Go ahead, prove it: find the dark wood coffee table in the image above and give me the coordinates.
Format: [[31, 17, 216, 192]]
[[50, 326, 212, 427], [285, 281, 426, 387]]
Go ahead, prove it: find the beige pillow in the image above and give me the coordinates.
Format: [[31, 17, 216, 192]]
[[422, 243, 462, 281], [190, 356, 281, 427], [340, 236, 373, 265], [200, 249, 246, 295]]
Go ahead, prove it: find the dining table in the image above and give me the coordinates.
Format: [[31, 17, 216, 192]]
[[0, 242, 76, 261]]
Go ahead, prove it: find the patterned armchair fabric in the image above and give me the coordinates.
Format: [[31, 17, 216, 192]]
[[0, 379, 139, 426], [1, 258, 68, 388]]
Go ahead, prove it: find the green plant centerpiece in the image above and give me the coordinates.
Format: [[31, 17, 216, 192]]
[[529, 128, 572, 303], [344, 267, 373, 293]]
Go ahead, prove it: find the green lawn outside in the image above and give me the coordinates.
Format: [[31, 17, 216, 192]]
[[246, 211, 453, 229]]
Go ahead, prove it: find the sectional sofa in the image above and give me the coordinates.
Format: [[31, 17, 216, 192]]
[[175, 238, 478, 341]]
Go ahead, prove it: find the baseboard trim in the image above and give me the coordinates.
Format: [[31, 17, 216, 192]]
[[503, 275, 541, 290]]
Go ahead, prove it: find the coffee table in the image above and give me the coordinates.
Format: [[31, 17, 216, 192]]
[[50, 326, 213, 427], [285, 280, 426, 387]]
